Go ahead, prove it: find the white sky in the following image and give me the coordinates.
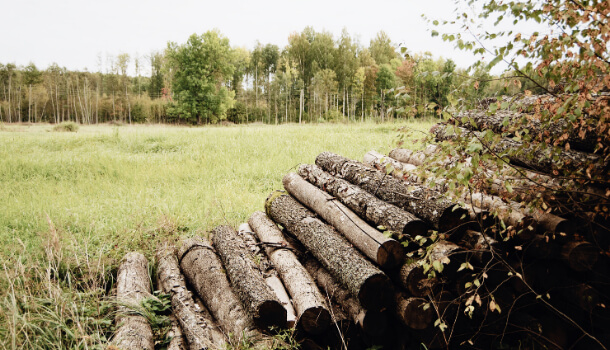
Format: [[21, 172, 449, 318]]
[[1, 0, 526, 75]]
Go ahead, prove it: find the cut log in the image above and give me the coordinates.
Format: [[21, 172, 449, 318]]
[[178, 238, 262, 345], [248, 211, 331, 335], [298, 163, 428, 239], [457, 108, 598, 152], [431, 123, 605, 177], [211, 225, 287, 330], [167, 315, 187, 350], [283, 172, 404, 268], [388, 146, 437, 166], [315, 152, 467, 233], [111, 252, 155, 350], [560, 241, 599, 272], [395, 292, 434, 330], [265, 191, 394, 311], [302, 256, 388, 336], [237, 223, 297, 328], [156, 245, 226, 349], [393, 260, 440, 297]]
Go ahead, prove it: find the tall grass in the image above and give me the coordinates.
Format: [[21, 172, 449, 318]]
[[0, 121, 432, 349]]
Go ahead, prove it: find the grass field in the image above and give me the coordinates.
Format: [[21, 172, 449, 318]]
[[0, 121, 432, 349]]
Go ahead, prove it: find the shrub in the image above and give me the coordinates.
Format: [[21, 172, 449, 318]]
[[52, 122, 79, 132]]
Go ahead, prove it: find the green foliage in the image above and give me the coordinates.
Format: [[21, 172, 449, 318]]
[[166, 31, 236, 124], [52, 121, 79, 132]]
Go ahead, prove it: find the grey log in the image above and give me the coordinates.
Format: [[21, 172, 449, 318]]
[[156, 245, 226, 349], [283, 172, 404, 268], [248, 211, 331, 335], [265, 191, 394, 311], [298, 163, 428, 238], [315, 152, 467, 233], [111, 252, 155, 350], [211, 225, 287, 330], [178, 238, 263, 346]]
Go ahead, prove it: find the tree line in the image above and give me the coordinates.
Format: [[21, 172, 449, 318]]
[[0, 27, 533, 125]]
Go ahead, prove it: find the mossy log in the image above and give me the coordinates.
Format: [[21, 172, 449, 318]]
[[237, 223, 297, 328], [111, 252, 155, 350], [248, 211, 331, 335], [156, 245, 226, 349], [315, 152, 467, 233], [283, 172, 404, 269], [211, 225, 287, 330], [302, 256, 388, 336], [178, 238, 262, 345], [298, 163, 428, 239], [265, 191, 393, 311]]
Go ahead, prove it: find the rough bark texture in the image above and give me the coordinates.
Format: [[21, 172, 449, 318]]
[[283, 172, 404, 269], [395, 292, 434, 330], [237, 223, 297, 328], [298, 163, 428, 238], [156, 245, 226, 349], [211, 225, 287, 330], [112, 252, 155, 350], [248, 211, 331, 335], [389, 148, 428, 166], [468, 192, 537, 241], [315, 152, 467, 233], [457, 108, 598, 152], [302, 256, 388, 336], [431, 124, 604, 176], [167, 315, 188, 350], [265, 191, 393, 311], [178, 238, 261, 344]]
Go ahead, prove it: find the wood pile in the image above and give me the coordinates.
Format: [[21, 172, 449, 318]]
[[109, 102, 609, 349]]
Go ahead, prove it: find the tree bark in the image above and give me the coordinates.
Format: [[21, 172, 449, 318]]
[[156, 245, 226, 349], [431, 124, 605, 177], [178, 238, 262, 345], [211, 225, 287, 330], [315, 152, 468, 233], [111, 252, 155, 350], [302, 256, 388, 336], [248, 211, 331, 335], [265, 191, 394, 311], [283, 172, 404, 269], [298, 163, 428, 239]]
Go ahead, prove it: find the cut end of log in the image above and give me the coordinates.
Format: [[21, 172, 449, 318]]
[[376, 240, 405, 269], [255, 300, 288, 330], [357, 309, 388, 336], [514, 216, 538, 241], [403, 219, 430, 238], [265, 190, 289, 217], [561, 241, 599, 271], [439, 205, 469, 233], [358, 273, 394, 311], [396, 295, 434, 330], [298, 306, 332, 336]]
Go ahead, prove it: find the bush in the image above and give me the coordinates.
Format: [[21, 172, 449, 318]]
[[52, 122, 79, 132]]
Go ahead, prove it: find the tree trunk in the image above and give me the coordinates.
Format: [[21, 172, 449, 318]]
[[156, 245, 226, 349], [237, 223, 297, 329], [166, 315, 188, 350], [283, 172, 404, 269], [211, 225, 287, 330], [111, 252, 155, 350], [178, 238, 261, 344], [431, 124, 605, 177], [395, 292, 434, 330], [315, 152, 468, 233], [265, 191, 393, 311], [248, 211, 331, 335], [297, 164, 429, 239], [302, 256, 388, 336]]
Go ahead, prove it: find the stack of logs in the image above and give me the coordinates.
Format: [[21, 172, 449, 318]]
[[109, 108, 609, 349]]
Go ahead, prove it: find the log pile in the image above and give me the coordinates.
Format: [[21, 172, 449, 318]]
[[109, 100, 608, 349]]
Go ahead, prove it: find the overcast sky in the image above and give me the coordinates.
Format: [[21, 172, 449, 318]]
[[2, 0, 495, 75]]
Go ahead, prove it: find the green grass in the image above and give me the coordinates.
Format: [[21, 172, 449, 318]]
[[0, 121, 432, 349]]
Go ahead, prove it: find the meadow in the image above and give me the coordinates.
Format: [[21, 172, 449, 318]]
[[0, 121, 432, 349]]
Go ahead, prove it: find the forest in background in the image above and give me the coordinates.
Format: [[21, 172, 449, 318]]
[[0, 27, 537, 125]]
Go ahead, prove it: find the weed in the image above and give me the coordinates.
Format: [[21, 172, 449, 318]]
[[52, 121, 79, 132]]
